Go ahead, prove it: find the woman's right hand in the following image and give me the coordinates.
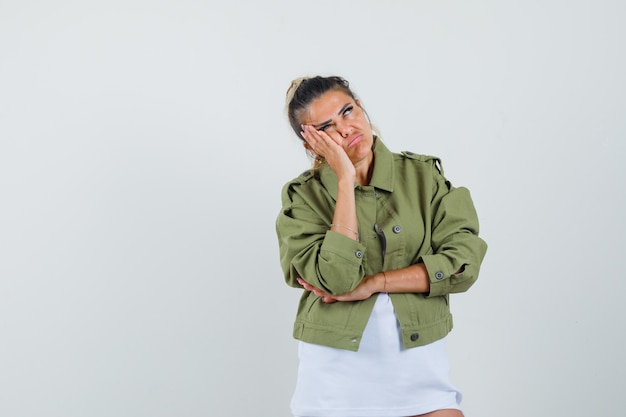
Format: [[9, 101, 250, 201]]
[[297, 276, 382, 303], [301, 125, 355, 182]]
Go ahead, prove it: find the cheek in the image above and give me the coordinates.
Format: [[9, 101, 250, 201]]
[[327, 131, 345, 146], [353, 112, 368, 126]]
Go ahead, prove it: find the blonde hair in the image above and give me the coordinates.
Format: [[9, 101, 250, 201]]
[[285, 76, 310, 111]]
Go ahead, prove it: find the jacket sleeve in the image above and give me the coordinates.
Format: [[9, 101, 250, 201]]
[[275, 180, 367, 296], [419, 162, 488, 297]]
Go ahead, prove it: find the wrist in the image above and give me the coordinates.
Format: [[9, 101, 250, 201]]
[[379, 272, 388, 293], [336, 176, 355, 188]]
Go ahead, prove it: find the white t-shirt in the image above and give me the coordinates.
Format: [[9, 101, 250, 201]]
[[291, 293, 462, 417]]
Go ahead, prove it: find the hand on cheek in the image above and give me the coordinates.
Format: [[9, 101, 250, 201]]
[[300, 125, 335, 158]]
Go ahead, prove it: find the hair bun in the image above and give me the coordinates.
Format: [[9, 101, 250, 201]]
[[285, 76, 309, 108]]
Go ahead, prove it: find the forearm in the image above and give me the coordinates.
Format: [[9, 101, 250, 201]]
[[425, 185, 488, 296], [277, 178, 366, 295], [379, 263, 430, 294], [353, 264, 431, 296], [329, 178, 359, 241], [299, 263, 431, 303]]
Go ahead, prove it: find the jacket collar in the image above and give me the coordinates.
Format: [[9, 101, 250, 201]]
[[319, 136, 395, 200]]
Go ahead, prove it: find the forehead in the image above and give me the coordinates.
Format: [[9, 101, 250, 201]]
[[302, 90, 354, 124]]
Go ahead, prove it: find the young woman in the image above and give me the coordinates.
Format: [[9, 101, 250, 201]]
[[276, 75, 488, 417]]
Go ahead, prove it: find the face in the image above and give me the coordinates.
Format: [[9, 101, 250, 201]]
[[301, 89, 374, 165]]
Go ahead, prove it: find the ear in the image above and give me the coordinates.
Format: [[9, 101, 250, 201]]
[[356, 98, 362, 107]]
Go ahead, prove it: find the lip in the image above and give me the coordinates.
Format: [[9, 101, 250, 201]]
[[347, 134, 363, 148]]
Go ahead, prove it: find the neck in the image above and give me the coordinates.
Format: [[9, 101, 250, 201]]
[[354, 153, 374, 186]]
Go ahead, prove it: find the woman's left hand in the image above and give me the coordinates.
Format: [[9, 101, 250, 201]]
[[296, 276, 380, 303]]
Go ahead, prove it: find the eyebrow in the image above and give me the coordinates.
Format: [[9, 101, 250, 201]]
[[312, 102, 352, 129]]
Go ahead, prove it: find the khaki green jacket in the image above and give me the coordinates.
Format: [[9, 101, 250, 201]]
[[276, 138, 487, 351]]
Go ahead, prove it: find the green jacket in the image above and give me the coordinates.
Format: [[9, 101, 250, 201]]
[[275, 138, 487, 351]]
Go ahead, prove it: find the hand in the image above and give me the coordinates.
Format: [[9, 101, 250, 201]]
[[301, 125, 355, 182], [296, 276, 379, 303]]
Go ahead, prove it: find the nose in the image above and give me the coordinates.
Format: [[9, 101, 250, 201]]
[[336, 121, 352, 138]]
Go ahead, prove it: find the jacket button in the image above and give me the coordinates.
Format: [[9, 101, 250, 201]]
[[435, 271, 445, 280], [355, 250, 363, 258], [392, 225, 402, 233], [410, 332, 419, 341]]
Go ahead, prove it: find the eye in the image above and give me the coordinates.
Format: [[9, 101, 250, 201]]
[[319, 124, 332, 131], [342, 105, 354, 116]]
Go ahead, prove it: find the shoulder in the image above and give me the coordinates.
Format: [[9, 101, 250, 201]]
[[395, 151, 444, 175], [282, 169, 318, 188], [280, 169, 320, 202]]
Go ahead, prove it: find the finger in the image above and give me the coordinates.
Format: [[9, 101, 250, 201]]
[[301, 124, 323, 140], [303, 125, 335, 147], [316, 129, 341, 147], [317, 129, 342, 146], [312, 288, 327, 297], [300, 124, 314, 138], [297, 278, 329, 297], [301, 127, 325, 155], [297, 279, 318, 293], [303, 123, 342, 146]]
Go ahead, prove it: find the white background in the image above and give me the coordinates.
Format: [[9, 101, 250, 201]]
[[1, 1, 625, 416]]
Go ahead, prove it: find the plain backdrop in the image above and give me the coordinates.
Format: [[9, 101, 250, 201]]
[[1, 1, 625, 416]]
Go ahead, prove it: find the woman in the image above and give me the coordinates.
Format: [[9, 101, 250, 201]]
[[275, 75, 487, 417]]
